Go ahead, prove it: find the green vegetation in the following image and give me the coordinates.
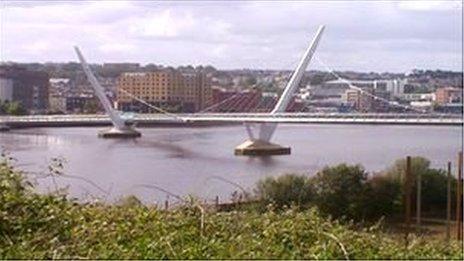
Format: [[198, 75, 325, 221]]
[[255, 157, 457, 221], [0, 101, 27, 115], [1, 156, 462, 259], [256, 174, 313, 209], [82, 98, 100, 114]]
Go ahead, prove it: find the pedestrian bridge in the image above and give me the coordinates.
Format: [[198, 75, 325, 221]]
[[1, 112, 462, 128], [2, 25, 461, 156]]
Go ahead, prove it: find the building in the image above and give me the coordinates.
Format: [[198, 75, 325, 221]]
[[400, 93, 435, 102], [435, 87, 462, 105], [321, 78, 405, 99], [0, 65, 49, 113], [116, 68, 212, 113], [211, 88, 261, 112], [65, 94, 96, 113], [342, 89, 378, 112], [102, 63, 140, 72], [182, 72, 212, 112], [385, 79, 407, 97], [49, 95, 67, 113]]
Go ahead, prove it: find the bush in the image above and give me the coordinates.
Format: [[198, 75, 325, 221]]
[[0, 101, 27, 115], [311, 164, 369, 220], [419, 169, 456, 213], [0, 157, 75, 256], [384, 156, 457, 215], [363, 174, 402, 219], [255, 174, 313, 209]]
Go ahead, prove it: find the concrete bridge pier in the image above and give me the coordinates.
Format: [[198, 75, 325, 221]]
[[234, 139, 290, 156], [234, 123, 291, 156], [98, 126, 141, 138]]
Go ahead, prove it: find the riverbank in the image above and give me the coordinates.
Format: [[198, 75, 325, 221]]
[[1, 157, 463, 259]]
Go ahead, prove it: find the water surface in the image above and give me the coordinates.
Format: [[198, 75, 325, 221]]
[[0, 124, 461, 204]]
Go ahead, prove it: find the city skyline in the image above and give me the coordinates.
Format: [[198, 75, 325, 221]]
[[0, 1, 462, 73]]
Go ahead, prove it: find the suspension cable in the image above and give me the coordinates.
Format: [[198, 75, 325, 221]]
[[118, 88, 183, 120], [198, 91, 243, 113], [226, 91, 255, 113], [315, 57, 425, 113]]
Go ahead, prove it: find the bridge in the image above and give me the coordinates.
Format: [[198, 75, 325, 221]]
[[1, 25, 462, 155], [0, 112, 462, 128]]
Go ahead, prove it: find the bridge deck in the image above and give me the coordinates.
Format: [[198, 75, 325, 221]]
[[0, 113, 462, 128]]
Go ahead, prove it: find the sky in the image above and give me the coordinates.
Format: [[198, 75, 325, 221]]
[[0, 0, 462, 72]]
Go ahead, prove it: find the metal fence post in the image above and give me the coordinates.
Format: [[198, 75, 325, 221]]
[[405, 156, 412, 235], [416, 166, 421, 230], [446, 161, 451, 242], [457, 151, 463, 241]]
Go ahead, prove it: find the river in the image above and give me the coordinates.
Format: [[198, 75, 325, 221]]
[[0, 124, 461, 204]]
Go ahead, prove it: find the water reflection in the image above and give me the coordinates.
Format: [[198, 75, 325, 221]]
[[246, 156, 278, 167]]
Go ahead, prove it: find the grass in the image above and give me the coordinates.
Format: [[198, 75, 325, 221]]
[[2, 202, 463, 259], [1, 157, 463, 259]]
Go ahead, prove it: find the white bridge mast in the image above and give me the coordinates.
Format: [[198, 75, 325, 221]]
[[272, 25, 325, 114], [74, 47, 141, 138], [236, 25, 325, 155]]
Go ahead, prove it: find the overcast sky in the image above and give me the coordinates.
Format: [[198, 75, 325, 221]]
[[0, 1, 462, 72]]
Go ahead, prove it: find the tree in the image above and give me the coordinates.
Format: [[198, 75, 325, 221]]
[[4, 101, 27, 115], [255, 174, 313, 209], [312, 164, 369, 220], [82, 99, 100, 114], [244, 76, 257, 86], [363, 174, 402, 219], [383, 156, 457, 214], [384, 156, 431, 182]]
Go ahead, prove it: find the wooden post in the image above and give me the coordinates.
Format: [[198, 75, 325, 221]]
[[416, 166, 421, 230], [215, 196, 219, 209], [446, 161, 451, 242], [457, 151, 463, 241], [404, 156, 412, 234], [164, 200, 169, 211]]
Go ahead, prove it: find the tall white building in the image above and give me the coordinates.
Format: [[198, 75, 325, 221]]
[[385, 79, 407, 97]]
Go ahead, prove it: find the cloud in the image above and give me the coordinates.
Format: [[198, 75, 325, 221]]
[[22, 40, 50, 53], [98, 43, 136, 54], [129, 9, 196, 38], [397, 1, 461, 11], [0, 0, 461, 72]]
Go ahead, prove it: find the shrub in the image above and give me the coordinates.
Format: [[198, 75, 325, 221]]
[[384, 156, 431, 182], [311, 164, 369, 220], [383, 156, 457, 215], [255, 174, 313, 209], [0, 157, 75, 256], [363, 174, 402, 219], [418, 168, 456, 213]]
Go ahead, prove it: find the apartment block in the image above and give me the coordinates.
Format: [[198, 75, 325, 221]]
[[0, 65, 49, 113], [116, 68, 212, 113]]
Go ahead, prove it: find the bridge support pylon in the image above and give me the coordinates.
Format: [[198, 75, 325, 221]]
[[235, 25, 325, 156], [75, 46, 141, 139]]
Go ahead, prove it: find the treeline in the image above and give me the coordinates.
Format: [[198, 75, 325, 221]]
[[252, 157, 457, 221]]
